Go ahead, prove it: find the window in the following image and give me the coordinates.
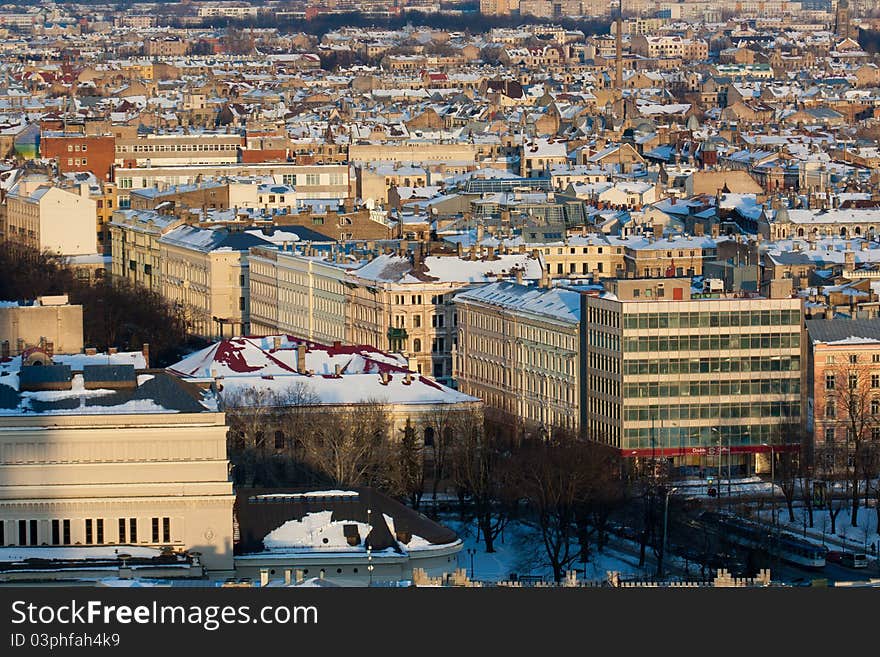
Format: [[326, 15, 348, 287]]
[[850, 374, 858, 390], [96, 519, 104, 544], [119, 518, 126, 543], [873, 374, 879, 389], [239, 297, 245, 311], [130, 519, 137, 543], [274, 430, 285, 449], [825, 402, 835, 419], [63, 520, 70, 545], [85, 519, 93, 544], [413, 315, 421, 328], [52, 520, 60, 545], [874, 354, 880, 364], [825, 428, 835, 443], [18, 520, 26, 546], [29, 519, 37, 546], [826, 374, 835, 390], [162, 517, 170, 543], [413, 338, 421, 353], [850, 354, 859, 364], [873, 399, 880, 415], [152, 518, 159, 543]]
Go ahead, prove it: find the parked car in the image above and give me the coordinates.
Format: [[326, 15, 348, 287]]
[[825, 550, 844, 564]]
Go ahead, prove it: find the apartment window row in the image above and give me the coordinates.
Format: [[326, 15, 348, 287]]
[[623, 332, 801, 353], [623, 355, 801, 375], [622, 309, 801, 330], [623, 400, 800, 423], [623, 377, 800, 400]]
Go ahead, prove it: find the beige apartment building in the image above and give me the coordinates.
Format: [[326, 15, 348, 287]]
[[536, 234, 626, 280], [109, 209, 183, 292], [630, 35, 709, 61], [348, 143, 479, 168], [454, 281, 581, 431], [584, 278, 805, 475], [248, 246, 351, 343], [5, 182, 97, 256], [0, 295, 83, 357], [159, 226, 271, 339], [115, 163, 351, 208], [346, 251, 543, 384], [115, 133, 242, 168], [0, 360, 234, 572]]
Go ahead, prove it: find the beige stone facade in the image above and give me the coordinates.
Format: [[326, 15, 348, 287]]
[[248, 247, 349, 342], [0, 296, 83, 356], [455, 281, 580, 430], [0, 411, 234, 571], [5, 183, 97, 256]]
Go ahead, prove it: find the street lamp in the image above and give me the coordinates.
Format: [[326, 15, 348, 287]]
[[761, 442, 776, 525], [467, 548, 476, 580], [659, 486, 679, 579], [711, 427, 721, 511]]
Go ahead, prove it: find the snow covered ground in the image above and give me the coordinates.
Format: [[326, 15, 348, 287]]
[[442, 516, 657, 583], [751, 503, 880, 555]]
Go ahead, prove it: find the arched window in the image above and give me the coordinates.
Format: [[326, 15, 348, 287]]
[[424, 426, 435, 447], [274, 430, 285, 449], [413, 338, 422, 353]]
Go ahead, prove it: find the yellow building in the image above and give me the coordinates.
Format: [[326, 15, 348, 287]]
[[109, 209, 183, 292], [158, 226, 272, 339]]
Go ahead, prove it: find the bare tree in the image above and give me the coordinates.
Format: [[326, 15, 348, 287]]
[[817, 442, 846, 536], [299, 400, 394, 488], [773, 422, 802, 524], [448, 408, 509, 553], [831, 360, 879, 527]]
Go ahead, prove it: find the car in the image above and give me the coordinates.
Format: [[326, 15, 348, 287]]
[[841, 553, 868, 569], [825, 550, 844, 564]]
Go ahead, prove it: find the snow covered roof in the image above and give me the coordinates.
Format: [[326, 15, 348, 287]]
[[807, 319, 880, 346], [0, 353, 214, 416], [352, 252, 543, 285], [455, 281, 580, 324], [168, 336, 478, 407], [235, 487, 460, 556]]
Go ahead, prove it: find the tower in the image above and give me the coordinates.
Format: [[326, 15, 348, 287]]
[[834, 0, 852, 41]]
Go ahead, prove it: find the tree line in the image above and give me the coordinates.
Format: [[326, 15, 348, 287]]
[[225, 388, 631, 582], [0, 243, 203, 367]]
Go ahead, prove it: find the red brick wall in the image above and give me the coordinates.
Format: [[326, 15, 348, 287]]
[[41, 135, 116, 182]]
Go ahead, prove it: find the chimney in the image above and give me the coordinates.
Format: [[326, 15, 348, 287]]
[[85, 347, 97, 356], [380, 371, 390, 385], [295, 569, 304, 584], [515, 268, 524, 285], [518, 243, 525, 254], [260, 569, 270, 587], [273, 336, 282, 351], [284, 569, 292, 585], [335, 363, 342, 377], [403, 372, 412, 385], [142, 343, 150, 368], [108, 347, 117, 355], [297, 344, 307, 373], [457, 241, 463, 257], [476, 223, 484, 242]]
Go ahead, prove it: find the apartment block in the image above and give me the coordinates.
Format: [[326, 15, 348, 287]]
[[248, 246, 350, 343], [582, 278, 805, 475], [454, 281, 580, 431]]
